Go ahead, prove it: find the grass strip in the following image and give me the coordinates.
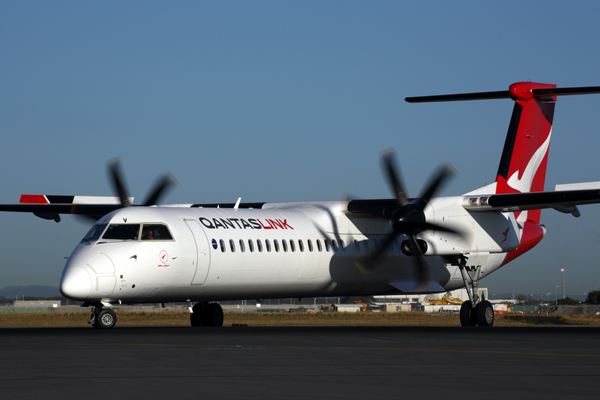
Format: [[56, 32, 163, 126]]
[[1, 310, 599, 328]]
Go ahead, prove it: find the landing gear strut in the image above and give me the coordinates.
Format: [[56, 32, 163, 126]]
[[88, 305, 117, 329], [190, 302, 224, 327], [458, 256, 494, 327]]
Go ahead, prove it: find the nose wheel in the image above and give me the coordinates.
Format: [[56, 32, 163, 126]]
[[89, 306, 117, 329]]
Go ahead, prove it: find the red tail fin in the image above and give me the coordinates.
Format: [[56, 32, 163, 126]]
[[494, 82, 556, 224], [406, 82, 600, 264]]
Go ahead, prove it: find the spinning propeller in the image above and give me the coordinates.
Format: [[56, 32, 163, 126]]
[[107, 158, 178, 209], [356, 149, 458, 288]]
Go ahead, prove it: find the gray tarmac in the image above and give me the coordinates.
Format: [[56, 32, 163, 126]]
[[0, 325, 599, 399]]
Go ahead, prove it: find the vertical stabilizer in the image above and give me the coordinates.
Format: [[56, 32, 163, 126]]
[[405, 82, 600, 264], [494, 82, 556, 224]]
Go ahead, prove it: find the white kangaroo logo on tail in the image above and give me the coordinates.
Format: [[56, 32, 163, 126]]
[[507, 129, 552, 193]]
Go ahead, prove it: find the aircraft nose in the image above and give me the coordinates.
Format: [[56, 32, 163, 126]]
[[60, 266, 92, 300]]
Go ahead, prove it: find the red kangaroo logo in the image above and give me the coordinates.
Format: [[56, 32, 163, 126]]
[[500, 228, 509, 245]]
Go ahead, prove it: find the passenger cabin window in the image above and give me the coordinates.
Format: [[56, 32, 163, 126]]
[[257, 239, 263, 252], [354, 240, 360, 252], [229, 239, 235, 252], [82, 224, 107, 242], [274, 239, 280, 252], [102, 224, 140, 240], [324, 239, 330, 252], [239, 239, 246, 253], [220, 239, 226, 253], [331, 240, 338, 252], [141, 224, 173, 241], [308, 239, 313, 252], [265, 239, 272, 252], [317, 240, 322, 252], [289, 240, 295, 252], [282, 239, 288, 252], [248, 239, 255, 252], [340, 240, 345, 252], [299, 240, 304, 252]]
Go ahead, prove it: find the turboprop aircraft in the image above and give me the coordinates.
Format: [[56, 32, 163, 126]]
[[3, 81, 600, 329]]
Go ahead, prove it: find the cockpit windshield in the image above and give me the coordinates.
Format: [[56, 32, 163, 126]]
[[141, 224, 173, 240], [81, 224, 107, 242], [102, 224, 140, 240], [98, 223, 174, 241]]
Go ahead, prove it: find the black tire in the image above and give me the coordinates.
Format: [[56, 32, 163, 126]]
[[190, 310, 203, 327], [203, 303, 224, 327], [190, 303, 206, 327], [476, 300, 494, 327], [95, 309, 117, 329], [460, 301, 477, 327]]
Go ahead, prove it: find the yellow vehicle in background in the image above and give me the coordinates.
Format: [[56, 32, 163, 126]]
[[427, 295, 464, 305]]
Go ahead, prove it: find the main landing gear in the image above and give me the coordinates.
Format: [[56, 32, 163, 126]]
[[190, 302, 224, 327], [88, 305, 117, 329], [457, 256, 494, 327]]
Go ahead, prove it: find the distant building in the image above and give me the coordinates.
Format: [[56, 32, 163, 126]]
[[374, 288, 489, 312], [374, 288, 487, 304], [333, 304, 362, 313], [13, 300, 61, 309]]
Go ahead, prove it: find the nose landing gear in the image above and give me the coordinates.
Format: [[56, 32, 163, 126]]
[[190, 302, 224, 327], [88, 305, 117, 329]]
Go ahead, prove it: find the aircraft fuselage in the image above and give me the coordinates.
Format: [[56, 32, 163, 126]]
[[60, 198, 515, 304]]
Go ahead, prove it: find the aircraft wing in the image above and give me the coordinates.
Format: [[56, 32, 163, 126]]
[[0, 194, 269, 222], [462, 187, 600, 217], [0, 195, 131, 222], [347, 184, 600, 219]]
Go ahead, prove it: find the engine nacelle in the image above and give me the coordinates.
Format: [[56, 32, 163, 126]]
[[402, 235, 467, 256]]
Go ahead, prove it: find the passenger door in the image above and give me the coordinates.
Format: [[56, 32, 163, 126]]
[[185, 219, 211, 285]]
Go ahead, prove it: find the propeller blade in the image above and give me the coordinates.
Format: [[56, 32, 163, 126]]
[[355, 230, 401, 274], [106, 158, 131, 207], [418, 163, 457, 205], [420, 222, 459, 235], [353, 150, 459, 282], [381, 149, 409, 206], [143, 172, 178, 206], [354, 259, 378, 275], [405, 234, 432, 285]]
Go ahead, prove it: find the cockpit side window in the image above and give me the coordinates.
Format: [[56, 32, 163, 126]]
[[82, 224, 107, 242], [141, 224, 174, 241], [102, 224, 141, 240]]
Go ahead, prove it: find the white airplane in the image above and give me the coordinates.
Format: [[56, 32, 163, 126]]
[[3, 81, 600, 329]]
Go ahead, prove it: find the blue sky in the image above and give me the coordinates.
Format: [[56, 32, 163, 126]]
[[1, 1, 600, 297]]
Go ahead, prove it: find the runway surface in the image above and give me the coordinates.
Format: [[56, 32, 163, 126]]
[[1, 325, 599, 399]]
